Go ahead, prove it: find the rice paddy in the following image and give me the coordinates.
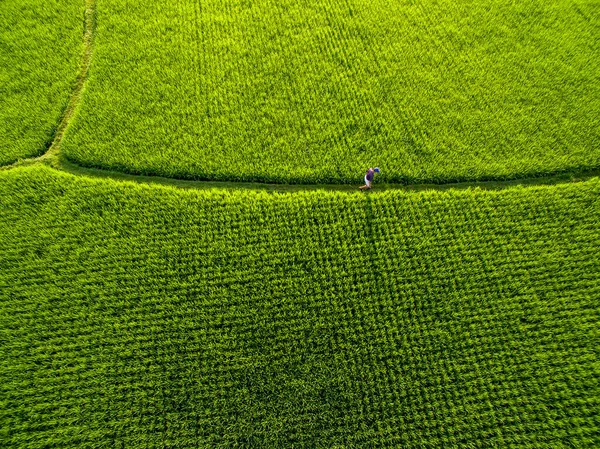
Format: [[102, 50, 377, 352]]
[[1, 0, 599, 447], [61, 0, 600, 183], [1, 166, 599, 447]]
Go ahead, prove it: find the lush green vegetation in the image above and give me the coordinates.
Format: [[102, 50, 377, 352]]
[[2, 165, 598, 447], [1, 0, 599, 446], [0, 0, 84, 165], [62, 0, 600, 183]]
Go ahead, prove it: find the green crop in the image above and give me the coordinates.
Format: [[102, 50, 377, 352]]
[[62, 0, 600, 183], [0, 0, 84, 165], [1, 165, 598, 447], [2, 0, 599, 446]]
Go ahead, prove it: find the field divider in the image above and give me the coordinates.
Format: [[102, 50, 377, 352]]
[[43, 0, 97, 162], [55, 157, 600, 193]]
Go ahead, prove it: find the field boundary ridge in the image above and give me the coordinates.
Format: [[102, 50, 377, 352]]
[[55, 158, 600, 192]]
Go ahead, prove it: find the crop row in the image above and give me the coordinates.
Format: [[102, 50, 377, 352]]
[[1, 166, 598, 447], [0, 0, 84, 165], [62, 0, 600, 183]]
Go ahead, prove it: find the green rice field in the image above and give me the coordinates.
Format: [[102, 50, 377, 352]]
[[0, 0, 84, 165], [62, 0, 600, 183], [1, 0, 599, 447], [1, 166, 599, 447]]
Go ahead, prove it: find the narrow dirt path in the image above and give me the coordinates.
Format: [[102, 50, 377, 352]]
[[41, 0, 96, 162], [57, 158, 600, 193]]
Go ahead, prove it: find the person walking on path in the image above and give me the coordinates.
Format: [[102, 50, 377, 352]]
[[359, 167, 380, 190]]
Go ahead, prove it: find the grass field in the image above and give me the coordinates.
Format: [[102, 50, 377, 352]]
[[0, 0, 84, 165], [2, 0, 600, 446], [61, 0, 600, 183], [1, 165, 599, 447]]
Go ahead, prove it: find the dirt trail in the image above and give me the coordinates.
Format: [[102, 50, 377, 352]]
[[41, 0, 97, 162]]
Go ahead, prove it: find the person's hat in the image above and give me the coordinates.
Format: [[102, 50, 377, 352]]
[[374, 167, 380, 173]]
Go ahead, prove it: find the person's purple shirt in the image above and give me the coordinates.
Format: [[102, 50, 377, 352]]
[[366, 168, 375, 182]]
